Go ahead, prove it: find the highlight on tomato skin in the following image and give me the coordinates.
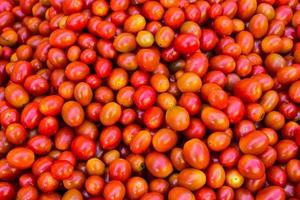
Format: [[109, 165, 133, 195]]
[[1, 0, 300, 199]]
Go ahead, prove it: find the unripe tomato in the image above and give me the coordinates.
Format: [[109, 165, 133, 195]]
[[226, 169, 244, 189]]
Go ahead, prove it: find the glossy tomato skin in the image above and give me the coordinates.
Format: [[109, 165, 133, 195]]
[[99, 126, 121, 150], [71, 136, 96, 160], [201, 106, 229, 131], [220, 147, 241, 168], [174, 34, 200, 54], [168, 187, 195, 200], [126, 177, 148, 199], [275, 139, 298, 163], [267, 166, 287, 187], [0, 182, 16, 200], [62, 101, 84, 127], [166, 106, 190, 131], [143, 106, 164, 129], [182, 139, 210, 170], [256, 186, 285, 200], [145, 152, 173, 178], [108, 158, 132, 182], [239, 130, 269, 155], [2, 0, 300, 197], [178, 168, 206, 191], [206, 163, 225, 189], [133, 86, 156, 110], [103, 180, 126, 200], [238, 154, 265, 179], [6, 147, 35, 170], [233, 78, 262, 103], [49, 29, 77, 48], [224, 96, 245, 123]]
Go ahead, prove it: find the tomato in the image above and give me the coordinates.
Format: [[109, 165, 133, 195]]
[[71, 136, 96, 160], [28, 135, 52, 155], [206, 163, 225, 189], [152, 128, 177, 152], [133, 85, 156, 110], [239, 131, 269, 155], [7, 147, 35, 170], [226, 169, 244, 189], [65, 61, 90, 82], [267, 166, 287, 187], [145, 152, 173, 178], [0, 182, 15, 199], [182, 139, 210, 170], [103, 181, 126, 200], [130, 130, 151, 154], [143, 1, 164, 21], [195, 187, 216, 200], [168, 187, 195, 200], [207, 132, 231, 152], [166, 106, 190, 131], [126, 177, 148, 199], [234, 78, 262, 103], [143, 106, 164, 129], [149, 178, 169, 193], [141, 192, 164, 200], [49, 29, 77, 48], [217, 186, 235, 200], [178, 168, 206, 191], [177, 72, 202, 92], [256, 186, 285, 200], [238, 154, 265, 179], [109, 158, 132, 182], [164, 7, 185, 29], [201, 106, 229, 131], [62, 101, 84, 127], [155, 26, 174, 48], [61, 189, 83, 200], [220, 147, 241, 168], [224, 96, 245, 123], [4, 83, 29, 108], [275, 139, 298, 163], [259, 146, 277, 169], [39, 95, 64, 116], [174, 34, 200, 54], [286, 159, 300, 182], [214, 16, 234, 36], [50, 160, 74, 180]]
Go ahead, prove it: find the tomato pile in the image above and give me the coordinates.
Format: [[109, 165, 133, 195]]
[[0, 0, 300, 199]]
